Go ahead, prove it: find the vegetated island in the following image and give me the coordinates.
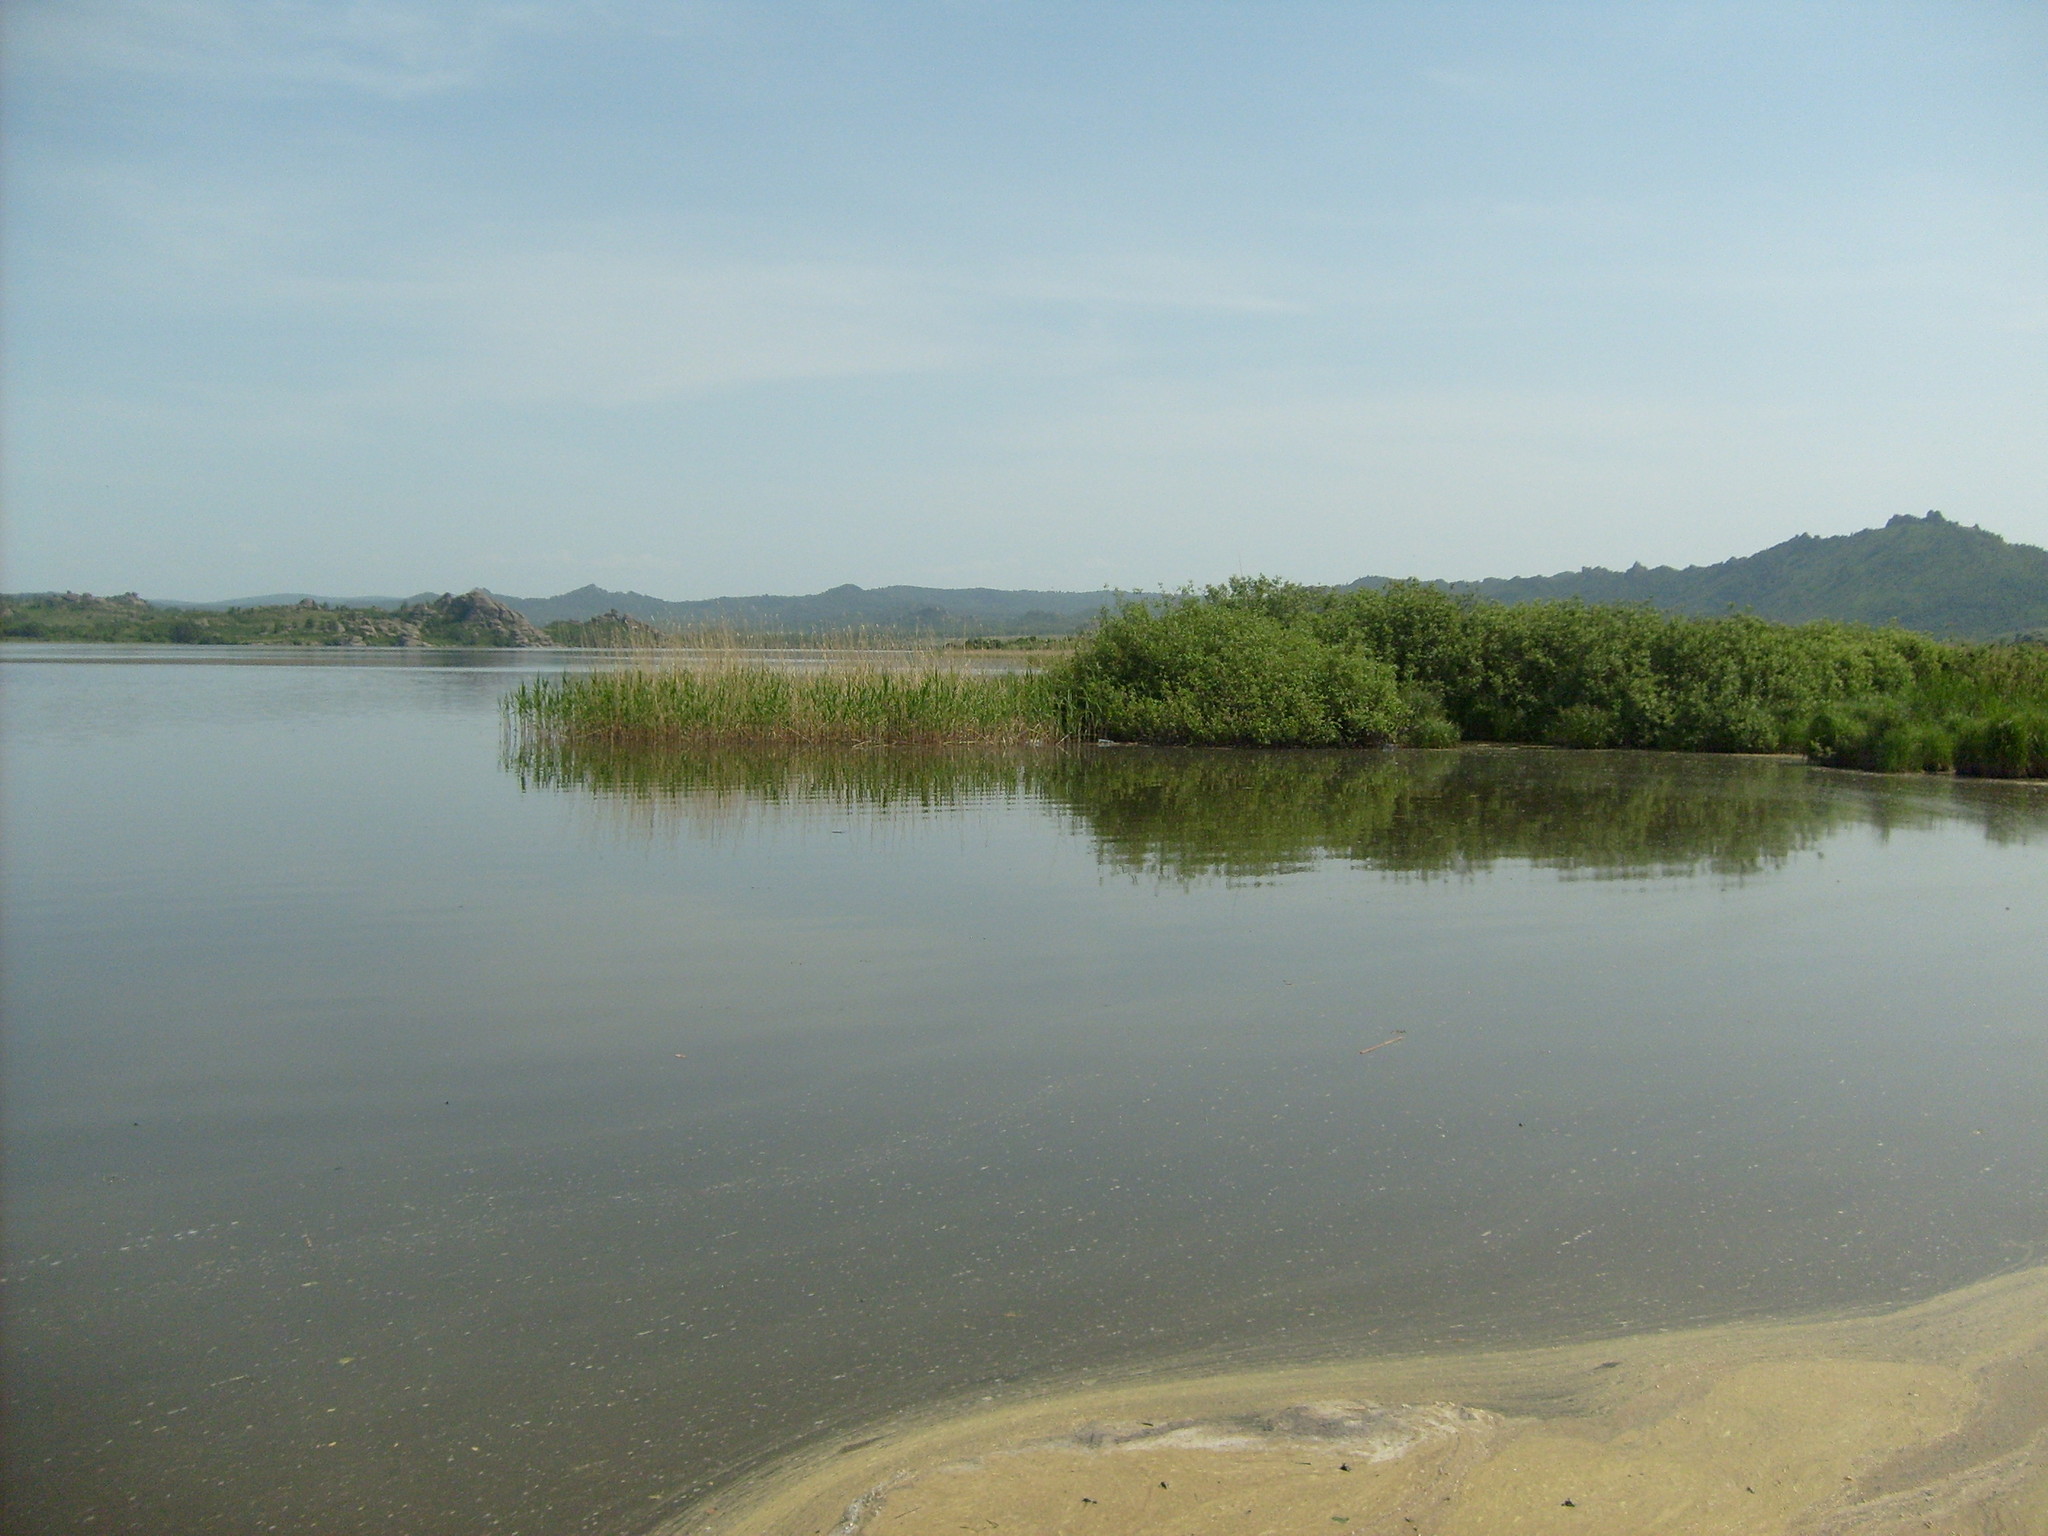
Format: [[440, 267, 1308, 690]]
[[510, 577, 2048, 780]]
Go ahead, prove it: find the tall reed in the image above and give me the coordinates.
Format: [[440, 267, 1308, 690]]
[[510, 660, 1071, 748]]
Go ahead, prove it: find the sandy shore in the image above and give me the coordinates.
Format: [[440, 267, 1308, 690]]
[[668, 1263, 2048, 1536]]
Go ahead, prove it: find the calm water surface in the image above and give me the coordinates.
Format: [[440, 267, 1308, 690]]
[[5, 650, 2046, 1534]]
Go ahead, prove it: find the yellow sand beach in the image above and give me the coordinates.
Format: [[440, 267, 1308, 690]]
[[672, 1263, 2048, 1536]]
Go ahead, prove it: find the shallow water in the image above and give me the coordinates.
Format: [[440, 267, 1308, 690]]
[[4, 649, 2046, 1535]]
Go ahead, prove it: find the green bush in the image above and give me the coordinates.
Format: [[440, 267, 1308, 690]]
[[1058, 597, 1404, 747]]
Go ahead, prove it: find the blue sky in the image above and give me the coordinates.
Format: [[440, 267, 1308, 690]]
[[4, 1, 2044, 600]]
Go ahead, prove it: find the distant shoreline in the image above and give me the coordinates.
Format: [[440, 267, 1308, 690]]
[[0, 591, 1075, 650]]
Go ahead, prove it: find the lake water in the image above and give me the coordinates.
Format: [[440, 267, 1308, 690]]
[[5, 648, 2046, 1535]]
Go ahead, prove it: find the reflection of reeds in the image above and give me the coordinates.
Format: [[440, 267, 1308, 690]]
[[509, 657, 1072, 748], [508, 741, 2048, 881], [513, 738, 1044, 809], [1041, 747, 1853, 881], [509, 739, 1054, 846]]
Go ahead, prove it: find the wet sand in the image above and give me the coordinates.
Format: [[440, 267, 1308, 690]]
[[671, 1263, 2048, 1536]]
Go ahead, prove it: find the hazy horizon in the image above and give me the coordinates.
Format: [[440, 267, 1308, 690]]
[[6, 2, 2044, 599]]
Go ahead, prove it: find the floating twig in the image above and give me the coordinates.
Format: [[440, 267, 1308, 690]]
[[1357, 1031, 1408, 1056]]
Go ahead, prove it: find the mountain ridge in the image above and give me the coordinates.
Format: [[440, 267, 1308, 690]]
[[84, 511, 2048, 643]]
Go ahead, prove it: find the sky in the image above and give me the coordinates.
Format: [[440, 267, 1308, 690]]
[[4, 1, 2044, 601]]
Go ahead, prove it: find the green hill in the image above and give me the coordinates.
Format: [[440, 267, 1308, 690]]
[[1429, 512, 2048, 640]]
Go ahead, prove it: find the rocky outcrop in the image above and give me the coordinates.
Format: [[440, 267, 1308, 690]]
[[542, 608, 672, 647], [402, 589, 554, 647]]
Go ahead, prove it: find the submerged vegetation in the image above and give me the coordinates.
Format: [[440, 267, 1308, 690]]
[[510, 579, 2048, 778]]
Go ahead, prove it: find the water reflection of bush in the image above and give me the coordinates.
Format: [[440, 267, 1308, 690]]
[[510, 742, 2048, 881]]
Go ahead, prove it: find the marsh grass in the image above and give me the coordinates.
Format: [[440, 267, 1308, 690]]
[[1805, 644, 2048, 777], [510, 657, 1072, 748]]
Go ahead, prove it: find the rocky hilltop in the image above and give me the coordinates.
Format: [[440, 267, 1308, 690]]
[[404, 589, 553, 647]]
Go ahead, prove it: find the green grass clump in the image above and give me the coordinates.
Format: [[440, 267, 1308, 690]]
[[1801, 639, 2048, 777], [1955, 713, 2048, 778], [509, 663, 1069, 747], [1811, 703, 2048, 777]]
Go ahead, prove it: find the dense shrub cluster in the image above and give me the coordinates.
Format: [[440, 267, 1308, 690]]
[[1057, 597, 1414, 747], [1059, 579, 2048, 777]]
